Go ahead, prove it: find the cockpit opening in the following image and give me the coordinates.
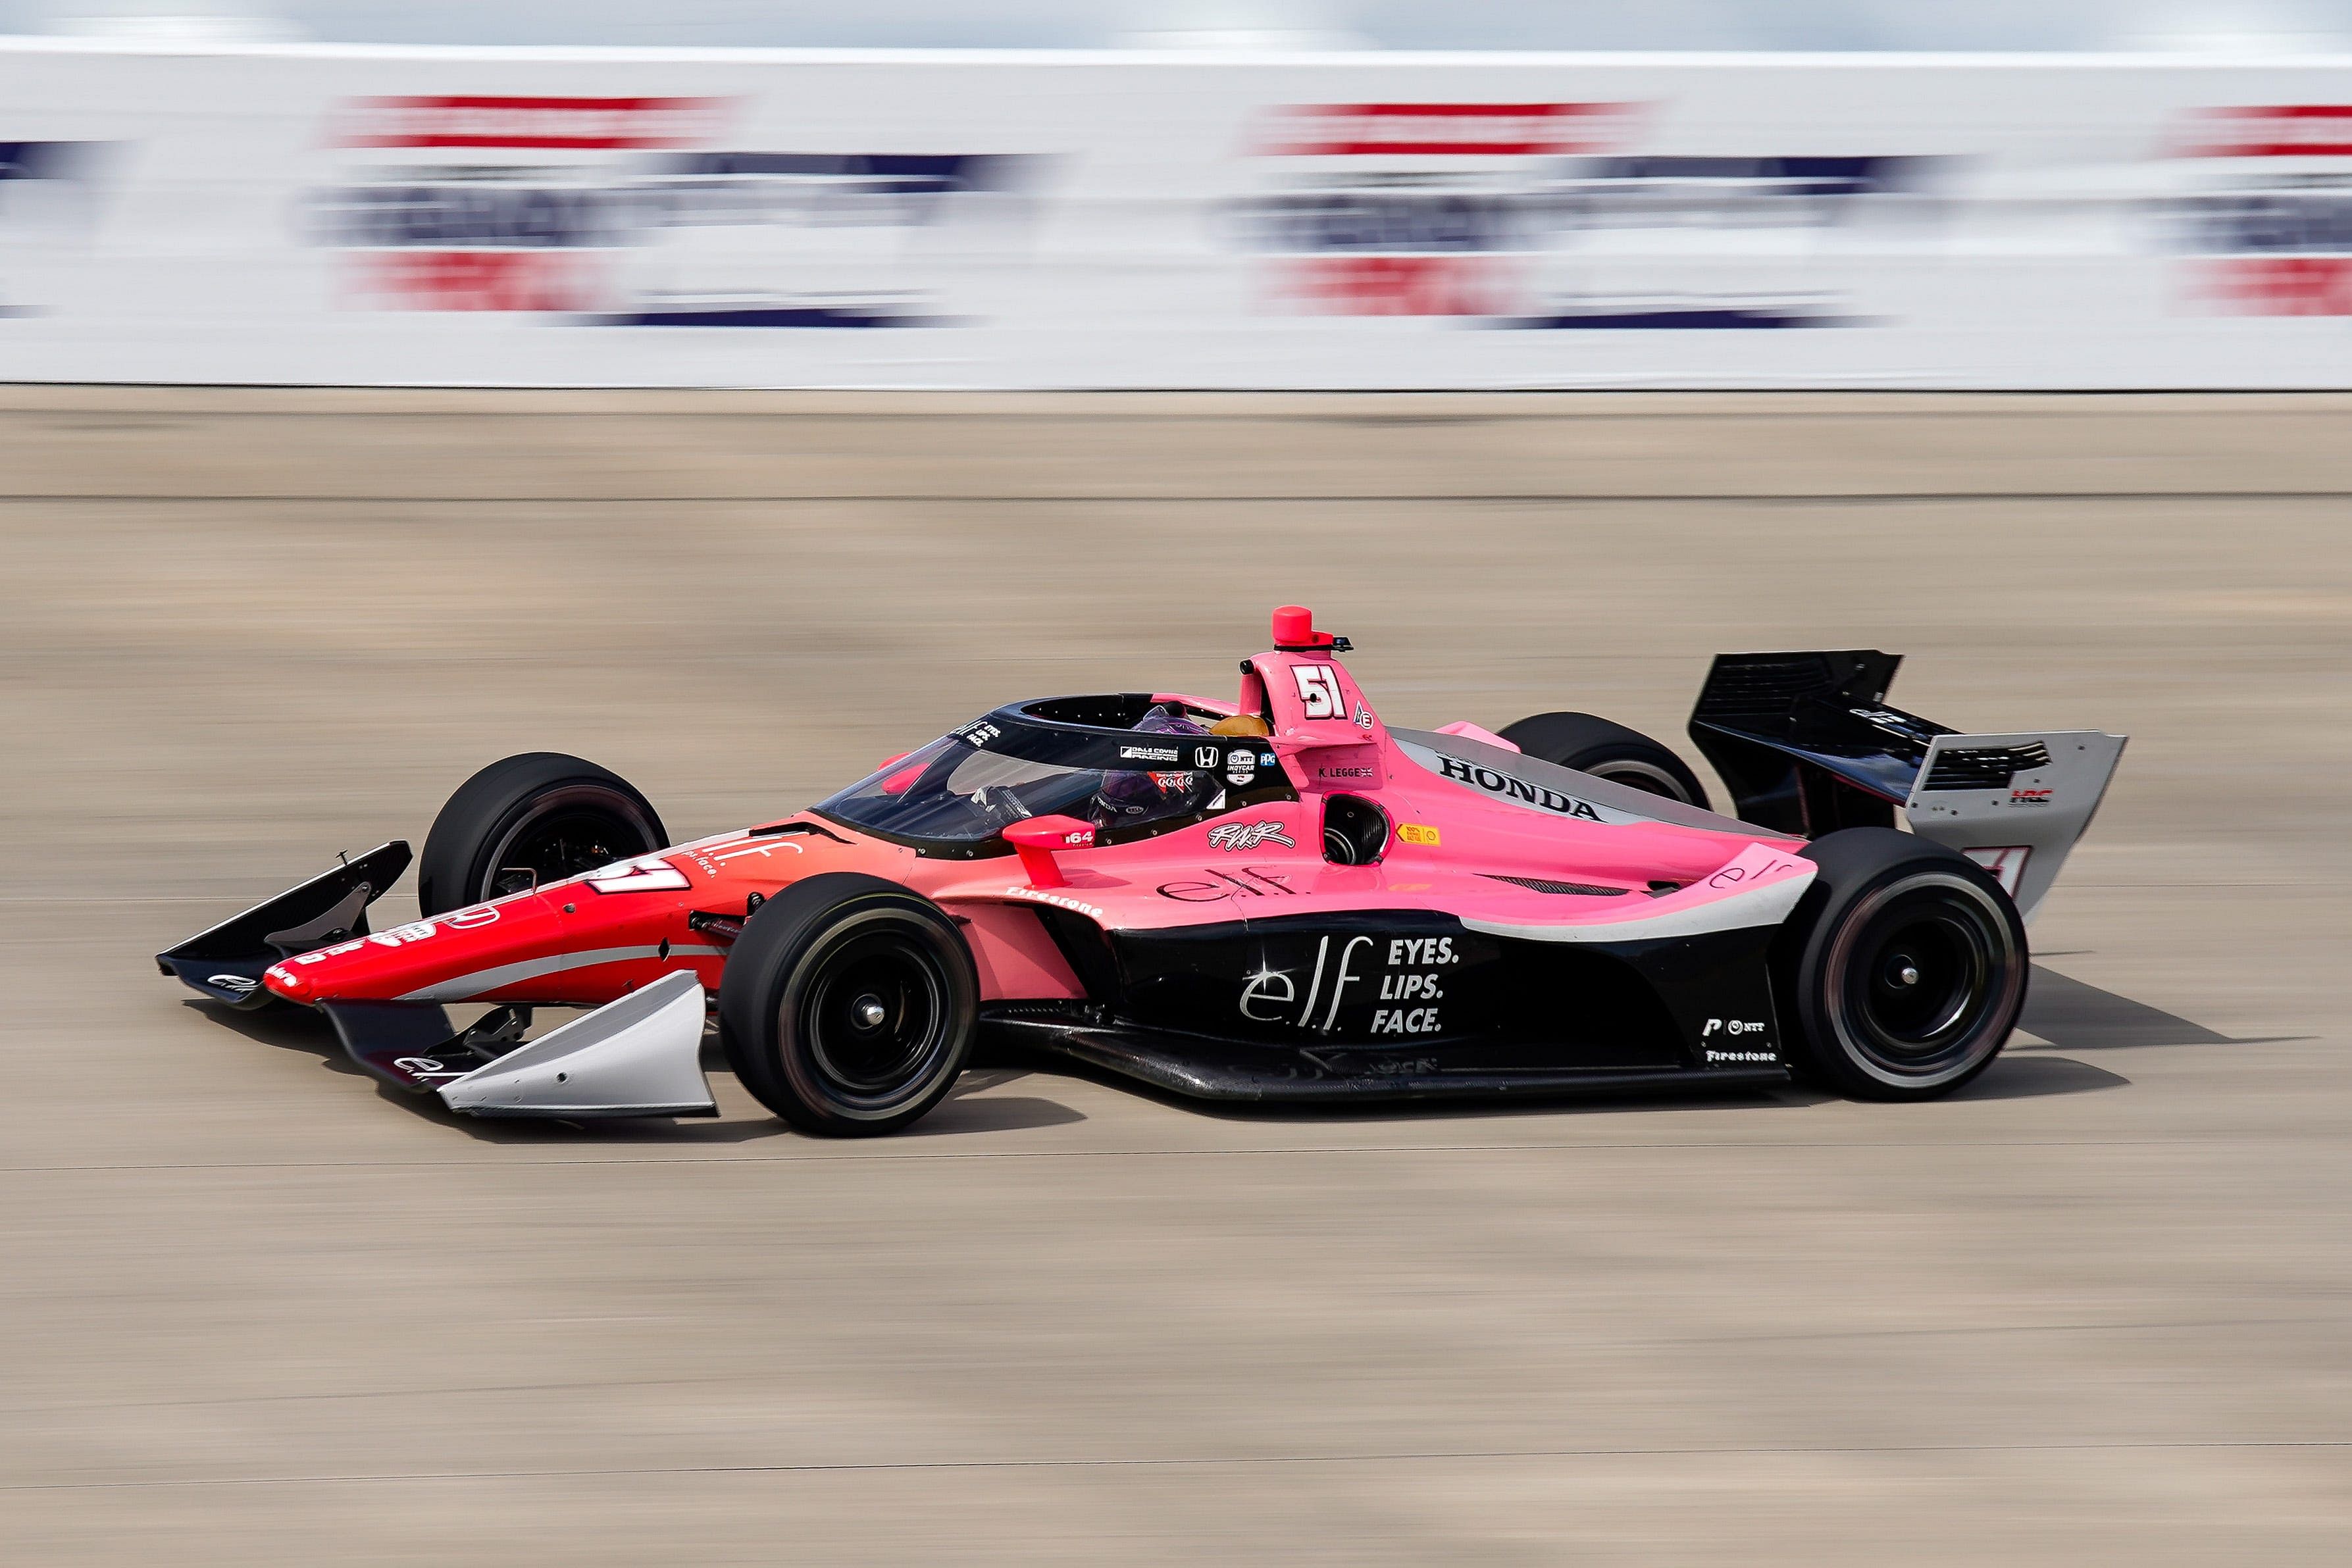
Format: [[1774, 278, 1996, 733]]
[[812, 695, 1295, 856]]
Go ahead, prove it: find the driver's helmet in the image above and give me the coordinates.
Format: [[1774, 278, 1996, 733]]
[[1091, 704, 1216, 827]]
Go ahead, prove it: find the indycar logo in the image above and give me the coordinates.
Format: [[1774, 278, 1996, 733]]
[[1208, 820, 1295, 853]]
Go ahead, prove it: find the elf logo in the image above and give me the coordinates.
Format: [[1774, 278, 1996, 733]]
[[1239, 934, 1377, 1032]]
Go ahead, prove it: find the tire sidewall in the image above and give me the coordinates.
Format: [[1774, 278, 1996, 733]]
[[417, 753, 666, 916], [1496, 711, 1712, 810], [1580, 755, 1697, 802], [1785, 833, 2028, 1100], [720, 874, 978, 1136]]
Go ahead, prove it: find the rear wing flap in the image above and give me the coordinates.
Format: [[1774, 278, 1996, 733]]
[[1688, 653, 2123, 921]]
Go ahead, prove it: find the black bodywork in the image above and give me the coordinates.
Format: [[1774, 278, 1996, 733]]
[[1689, 650, 2055, 836], [984, 903, 1791, 1103]]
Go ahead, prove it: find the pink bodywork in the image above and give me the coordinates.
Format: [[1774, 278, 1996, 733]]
[[263, 619, 1810, 1012]]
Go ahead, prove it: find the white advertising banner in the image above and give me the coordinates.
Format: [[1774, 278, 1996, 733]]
[[5, 41, 2352, 388]]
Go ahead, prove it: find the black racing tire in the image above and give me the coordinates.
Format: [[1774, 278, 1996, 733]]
[[417, 752, 668, 917], [1496, 711, 1712, 810], [719, 873, 979, 1137], [1775, 827, 2028, 1101]]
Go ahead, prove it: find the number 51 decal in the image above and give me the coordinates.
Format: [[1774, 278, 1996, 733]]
[[1293, 664, 1344, 720]]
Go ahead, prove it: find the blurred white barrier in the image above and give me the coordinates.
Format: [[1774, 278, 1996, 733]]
[[5, 41, 2352, 388]]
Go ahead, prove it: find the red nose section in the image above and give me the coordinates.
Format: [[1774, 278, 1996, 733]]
[[263, 892, 570, 1005]]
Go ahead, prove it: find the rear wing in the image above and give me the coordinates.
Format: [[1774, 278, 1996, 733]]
[[1687, 652, 2124, 921]]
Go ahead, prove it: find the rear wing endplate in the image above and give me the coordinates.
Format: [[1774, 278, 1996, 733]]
[[1902, 730, 2126, 921]]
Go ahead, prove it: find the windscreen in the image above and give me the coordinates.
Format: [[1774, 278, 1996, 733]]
[[815, 707, 1286, 853]]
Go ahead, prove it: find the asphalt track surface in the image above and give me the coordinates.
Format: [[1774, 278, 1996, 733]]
[[4, 389, 2348, 1563]]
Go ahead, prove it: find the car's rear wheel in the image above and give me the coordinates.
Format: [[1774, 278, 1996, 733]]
[[1776, 827, 2028, 1101], [719, 873, 979, 1136], [1496, 711, 1711, 809], [417, 753, 667, 916]]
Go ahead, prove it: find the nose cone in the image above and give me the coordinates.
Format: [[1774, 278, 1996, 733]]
[[263, 961, 313, 1001], [259, 821, 912, 1008], [263, 892, 572, 1004]]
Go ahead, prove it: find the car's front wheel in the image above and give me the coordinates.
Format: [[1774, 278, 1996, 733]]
[[417, 753, 668, 916], [1776, 827, 2028, 1101], [719, 873, 979, 1136]]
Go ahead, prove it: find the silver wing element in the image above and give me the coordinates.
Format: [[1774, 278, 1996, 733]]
[[1901, 730, 2127, 923], [438, 970, 717, 1119]]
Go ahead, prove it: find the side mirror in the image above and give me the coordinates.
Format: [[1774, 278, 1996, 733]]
[[1002, 815, 1096, 888]]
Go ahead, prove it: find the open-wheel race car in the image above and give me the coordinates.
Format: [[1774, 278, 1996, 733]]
[[158, 607, 2124, 1135]]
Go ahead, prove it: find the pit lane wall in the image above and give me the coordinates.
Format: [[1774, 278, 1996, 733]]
[[7, 41, 2352, 388]]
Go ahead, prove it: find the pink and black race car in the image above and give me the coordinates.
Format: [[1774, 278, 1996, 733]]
[[158, 608, 2124, 1135]]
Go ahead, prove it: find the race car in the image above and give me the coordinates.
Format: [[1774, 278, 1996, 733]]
[[157, 607, 2124, 1136]]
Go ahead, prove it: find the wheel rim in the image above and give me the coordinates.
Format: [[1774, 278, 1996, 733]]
[[1825, 870, 2022, 1085], [794, 924, 957, 1111], [480, 786, 661, 901], [1588, 759, 1695, 804]]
